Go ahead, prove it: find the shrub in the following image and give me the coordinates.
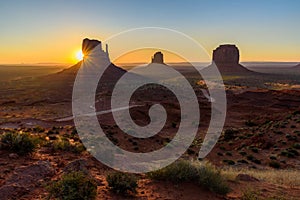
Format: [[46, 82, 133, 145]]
[[197, 162, 230, 195], [245, 120, 257, 127], [53, 138, 72, 151], [225, 151, 232, 156], [106, 172, 138, 195], [223, 160, 235, 165], [251, 147, 259, 153], [223, 128, 238, 141], [52, 137, 85, 154], [147, 160, 230, 195], [237, 159, 249, 164], [293, 143, 300, 149], [47, 171, 97, 200], [147, 160, 198, 183], [269, 161, 281, 169], [269, 155, 277, 160], [241, 189, 259, 200], [0, 132, 37, 155]]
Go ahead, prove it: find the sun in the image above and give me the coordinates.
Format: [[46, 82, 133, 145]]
[[75, 50, 84, 61]]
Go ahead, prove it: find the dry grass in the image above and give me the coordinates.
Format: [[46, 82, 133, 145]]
[[221, 167, 300, 187]]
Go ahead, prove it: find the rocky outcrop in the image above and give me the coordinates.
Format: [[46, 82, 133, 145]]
[[82, 38, 102, 56], [213, 45, 239, 65], [0, 161, 54, 199], [202, 44, 254, 75], [151, 52, 164, 64]]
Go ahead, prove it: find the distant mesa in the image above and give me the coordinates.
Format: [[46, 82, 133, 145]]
[[151, 51, 165, 64], [203, 44, 254, 75], [293, 63, 300, 69]]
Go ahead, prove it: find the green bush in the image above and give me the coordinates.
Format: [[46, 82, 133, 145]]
[[147, 160, 230, 195], [106, 172, 138, 195], [0, 132, 37, 155], [47, 171, 97, 200]]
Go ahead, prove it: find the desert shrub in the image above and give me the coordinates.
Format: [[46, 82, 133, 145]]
[[225, 151, 232, 156], [147, 160, 198, 183], [33, 126, 45, 133], [148, 160, 230, 195], [106, 172, 138, 195], [252, 159, 261, 164], [237, 159, 249, 164], [241, 189, 259, 200], [47, 171, 97, 200], [293, 143, 300, 149], [251, 147, 259, 153], [219, 146, 226, 150], [0, 132, 37, 155], [293, 110, 300, 115], [223, 160, 235, 165], [239, 151, 247, 156], [53, 138, 71, 151], [245, 120, 257, 127], [280, 148, 299, 158], [223, 128, 239, 141], [246, 155, 254, 161], [269, 161, 281, 169], [196, 162, 230, 195], [52, 137, 85, 153], [269, 155, 277, 160]]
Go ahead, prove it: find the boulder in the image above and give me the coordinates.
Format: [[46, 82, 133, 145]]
[[0, 161, 54, 199]]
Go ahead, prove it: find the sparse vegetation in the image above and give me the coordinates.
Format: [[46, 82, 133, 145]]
[[106, 172, 138, 195], [245, 120, 257, 127], [0, 131, 37, 155], [223, 128, 239, 141], [147, 160, 230, 195], [47, 171, 97, 200], [269, 161, 281, 169], [52, 137, 85, 153]]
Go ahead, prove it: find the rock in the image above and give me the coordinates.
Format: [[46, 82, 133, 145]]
[[8, 153, 19, 159], [236, 173, 259, 182], [82, 38, 102, 56], [151, 51, 164, 64], [63, 158, 88, 174], [202, 44, 254, 75], [213, 44, 239, 65], [0, 161, 54, 199]]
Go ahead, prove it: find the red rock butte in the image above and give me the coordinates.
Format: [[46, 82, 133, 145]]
[[213, 44, 239, 66], [151, 52, 165, 64], [203, 44, 254, 75]]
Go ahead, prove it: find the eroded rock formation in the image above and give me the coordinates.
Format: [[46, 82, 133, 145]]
[[151, 52, 164, 64], [202, 44, 254, 75], [213, 44, 239, 65]]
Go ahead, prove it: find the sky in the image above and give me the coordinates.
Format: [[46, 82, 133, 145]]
[[0, 0, 299, 64]]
